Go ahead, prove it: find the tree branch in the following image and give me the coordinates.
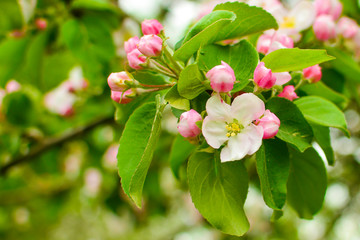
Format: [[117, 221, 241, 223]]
[[0, 116, 115, 176]]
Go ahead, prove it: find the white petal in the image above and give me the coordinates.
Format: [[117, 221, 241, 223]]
[[206, 95, 232, 121], [290, 1, 316, 31], [202, 117, 228, 149], [274, 72, 292, 85], [220, 124, 264, 162], [244, 124, 264, 155], [231, 93, 265, 126]]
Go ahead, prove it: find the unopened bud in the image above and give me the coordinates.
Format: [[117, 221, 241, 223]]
[[137, 35, 163, 57], [107, 71, 132, 91], [111, 89, 134, 104], [337, 17, 359, 39], [124, 36, 139, 54], [35, 18, 47, 30], [303, 65, 322, 83], [254, 62, 276, 89], [127, 49, 147, 70], [313, 15, 336, 41], [256, 110, 280, 139], [278, 85, 299, 101], [141, 19, 163, 35], [206, 61, 236, 92], [177, 109, 202, 138]]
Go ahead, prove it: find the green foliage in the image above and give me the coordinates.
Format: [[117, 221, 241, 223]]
[[262, 48, 335, 72], [188, 151, 249, 236], [169, 134, 196, 179], [132, 71, 169, 86], [256, 138, 290, 210], [0, 0, 23, 34], [165, 85, 190, 110], [295, 96, 349, 137], [266, 97, 313, 152], [198, 40, 258, 90], [173, 11, 236, 62], [287, 147, 327, 219], [213, 2, 278, 40], [178, 64, 207, 100], [310, 123, 335, 165], [117, 97, 166, 207]]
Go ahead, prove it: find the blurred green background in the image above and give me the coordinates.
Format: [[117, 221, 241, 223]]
[[0, 0, 360, 239]]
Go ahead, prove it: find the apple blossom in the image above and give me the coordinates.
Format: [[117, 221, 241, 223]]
[[5, 80, 21, 93], [256, 32, 294, 55], [206, 61, 236, 92], [313, 15, 337, 41], [138, 35, 163, 57], [303, 65, 322, 83], [337, 17, 359, 39], [111, 89, 134, 104], [254, 62, 276, 89], [107, 71, 132, 92], [124, 36, 140, 54], [177, 109, 202, 138], [278, 85, 299, 101], [202, 93, 265, 162], [256, 110, 280, 139], [44, 87, 76, 116], [141, 19, 163, 35], [127, 49, 147, 70], [314, 0, 343, 20]]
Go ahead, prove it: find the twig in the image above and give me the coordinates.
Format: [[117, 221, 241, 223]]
[[0, 116, 115, 176]]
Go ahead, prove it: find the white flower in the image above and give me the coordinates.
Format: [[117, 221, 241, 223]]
[[202, 93, 265, 162]]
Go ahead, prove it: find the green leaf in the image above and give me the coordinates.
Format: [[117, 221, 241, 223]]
[[165, 85, 190, 110], [299, 81, 349, 110], [326, 47, 360, 83], [295, 96, 349, 137], [213, 2, 278, 40], [71, 0, 118, 12], [178, 64, 206, 100], [188, 151, 249, 236], [173, 11, 236, 62], [262, 48, 335, 72], [1, 91, 37, 126], [266, 97, 313, 152], [287, 147, 327, 219], [132, 71, 169, 86], [169, 135, 196, 179], [0, 37, 29, 87], [117, 97, 166, 207], [198, 40, 258, 90], [256, 138, 290, 210], [0, 0, 23, 33], [310, 123, 334, 165]]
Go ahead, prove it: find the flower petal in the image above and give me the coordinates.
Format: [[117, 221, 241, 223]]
[[274, 72, 292, 85], [290, 1, 316, 31], [243, 124, 264, 155], [202, 116, 228, 149], [206, 95, 232, 121], [231, 93, 265, 125]]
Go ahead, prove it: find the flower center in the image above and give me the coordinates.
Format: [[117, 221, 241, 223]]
[[225, 120, 244, 137], [281, 17, 296, 29]]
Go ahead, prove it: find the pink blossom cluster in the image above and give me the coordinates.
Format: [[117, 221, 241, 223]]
[[124, 19, 164, 70], [44, 67, 88, 117]]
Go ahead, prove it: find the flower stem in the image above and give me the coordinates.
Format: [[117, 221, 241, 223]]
[[148, 59, 177, 78]]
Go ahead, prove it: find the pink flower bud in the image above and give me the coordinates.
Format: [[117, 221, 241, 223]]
[[256, 110, 280, 139], [107, 71, 132, 91], [137, 35, 163, 57], [276, 33, 294, 49], [330, 0, 343, 20], [5, 80, 21, 93], [256, 34, 272, 54], [303, 64, 322, 83], [10, 30, 25, 38], [124, 36, 139, 54], [313, 15, 336, 41], [206, 61, 236, 92], [141, 19, 163, 35], [35, 18, 47, 30], [337, 17, 359, 39], [278, 85, 299, 101], [314, 0, 332, 16], [127, 49, 147, 70], [254, 62, 276, 89], [111, 89, 134, 104], [177, 109, 202, 138]]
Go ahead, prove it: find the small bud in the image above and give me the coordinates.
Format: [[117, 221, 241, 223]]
[[10, 30, 25, 38], [124, 36, 139, 54], [177, 109, 202, 138], [254, 62, 276, 89], [313, 15, 336, 41], [303, 64, 322, 83], [35, 18, 47, 30], [278, 85, 299, 101], [206, 61, 236, 92], [141, 19, 163, 35], [256, 34, 272, 54], [276, 33, 294, 49], [314, 0, 342, 20], [127, 49, 147, 70], [256, 110, 280, 139], [330, 0, 343, 20], [337, 17, 359, 39], [137, 35, 163, 57], [5, 80, 21, 93], [107, 71, 132, 91], [111, 89, 134, 104]]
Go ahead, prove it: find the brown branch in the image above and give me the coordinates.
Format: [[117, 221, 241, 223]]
[[0, 116, 115, 176]]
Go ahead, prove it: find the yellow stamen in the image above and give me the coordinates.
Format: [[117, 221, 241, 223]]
[[281, 16, 296, 29]]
